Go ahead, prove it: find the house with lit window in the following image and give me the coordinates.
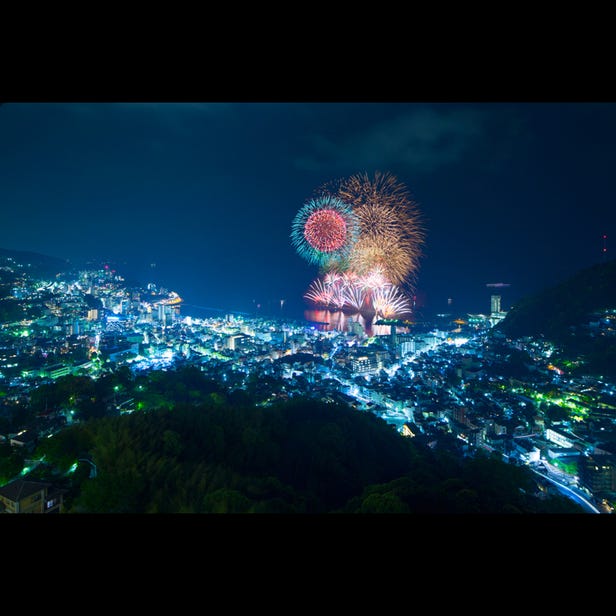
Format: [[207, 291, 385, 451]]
[[0, 479, 64, 513], [9, 429, 38, 451]]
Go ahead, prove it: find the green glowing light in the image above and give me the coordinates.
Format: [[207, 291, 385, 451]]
[[67, 462, 78, 474], [20, 466, 31, 476]]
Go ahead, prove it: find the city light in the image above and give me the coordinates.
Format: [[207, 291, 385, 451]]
[[0, 248, 614, 514]]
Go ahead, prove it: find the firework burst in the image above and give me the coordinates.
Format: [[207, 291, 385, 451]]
[[304, 278, 333, 307], [323, 271, 343, 287], [291, 195, 359, 268], [335, 171, 424, 286], [372, 285, 412, 318], [342, 284, 367, 312], [355, 266, 389, 292], [294, 172, 424, 320]]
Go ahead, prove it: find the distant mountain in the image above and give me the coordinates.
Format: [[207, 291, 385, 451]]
[[0, 247, 71, 279], [497, 258, 616, 377]]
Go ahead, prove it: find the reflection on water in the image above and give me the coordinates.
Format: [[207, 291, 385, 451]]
[[304, 309, 396, 337]]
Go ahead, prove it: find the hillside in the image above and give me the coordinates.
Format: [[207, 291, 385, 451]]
[[497, 258, 616, 377], [34, 395, 582, 513], [0, 247, 71, 281]]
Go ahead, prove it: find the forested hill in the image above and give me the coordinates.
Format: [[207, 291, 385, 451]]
[[0, 247, 71, 279], [496, 258, 616, 376], [37, 397, 582, 513]]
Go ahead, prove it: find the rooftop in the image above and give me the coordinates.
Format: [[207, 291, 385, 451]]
[[0, 479, 50, 502]]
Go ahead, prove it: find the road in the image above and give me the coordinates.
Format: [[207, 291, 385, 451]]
[[530, 467, 600, 513]]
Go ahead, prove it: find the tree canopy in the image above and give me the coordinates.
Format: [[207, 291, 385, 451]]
[[36, 395, 583, 514]]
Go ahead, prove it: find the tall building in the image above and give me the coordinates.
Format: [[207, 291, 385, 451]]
[[227, 333, 248, 351], [396, 334, 415, 357], [579, 454, 616, 494], [489, 295, 507, 327], [389, 323, 397, 350], [348, 320, 364, 337], [157, 303, 176, 325], [351, 351, 387, 374], [157, 303, 166, 325]]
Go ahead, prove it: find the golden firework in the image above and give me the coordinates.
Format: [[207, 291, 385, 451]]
[[336, 171, 424, 287]]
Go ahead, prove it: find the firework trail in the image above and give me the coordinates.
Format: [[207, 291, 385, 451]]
[[342, 284, 367, 312], [304, 279, 333, 307], [372, 285, 412, 318]]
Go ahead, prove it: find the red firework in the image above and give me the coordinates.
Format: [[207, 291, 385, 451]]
[[304, 209, 347, 253]]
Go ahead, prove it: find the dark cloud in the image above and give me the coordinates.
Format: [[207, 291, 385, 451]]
[[0, 102, 612, 317], [59, 102, 231, 137], [294, 107, 489, 174], [64, 102, 229, 114]]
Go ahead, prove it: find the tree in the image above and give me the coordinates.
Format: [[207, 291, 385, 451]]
[[359, 492, 411, 513], [162, 430, 183, 457], [0, 443, 25, 484], [202, 488, 253, 513]]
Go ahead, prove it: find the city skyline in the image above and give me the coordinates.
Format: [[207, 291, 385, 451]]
[[1, 249, 612, 513], [0, 102, 614, 317]]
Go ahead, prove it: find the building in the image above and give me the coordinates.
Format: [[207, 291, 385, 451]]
[[41, 363, 71, 380], [451, 406, 467, 425], [348, 320, 364, 337], [488, 295, 508, 326], [227, 333, 248, 351], [9, 429, 38, 450], [467, 314, 491, 329], [156, 303, 177, 325], [545, 428, 578, 449], [396, 334, 415, 357], [0, 479, 64, 513], [579, 454, 616, 494], [514, 439, 541, 464], [400, 422, 420, 438], [351, 352, 385, 374]]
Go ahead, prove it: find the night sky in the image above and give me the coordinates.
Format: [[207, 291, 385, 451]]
[[0, 102, 614, 319]]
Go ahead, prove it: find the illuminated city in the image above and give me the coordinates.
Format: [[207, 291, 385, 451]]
[[0, 251, 614, 513], [0, 102, 615, 515]]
